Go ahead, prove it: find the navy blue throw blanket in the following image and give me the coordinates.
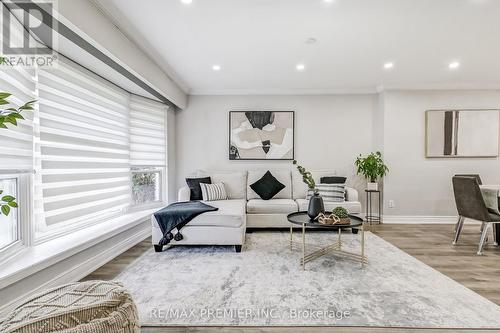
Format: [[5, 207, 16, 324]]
[[154, 201, 218, 247]]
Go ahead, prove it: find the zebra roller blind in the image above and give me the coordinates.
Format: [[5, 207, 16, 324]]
[[129, 95, 167, 167], [38, 57, 131, 227], [0, 66, 35, 171]]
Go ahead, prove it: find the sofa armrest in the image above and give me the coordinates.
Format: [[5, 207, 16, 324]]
[[345, 187, 358, 202], [178, 186, 191, 202]]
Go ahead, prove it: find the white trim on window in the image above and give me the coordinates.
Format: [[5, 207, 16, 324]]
[[0, 171, 32, 264]]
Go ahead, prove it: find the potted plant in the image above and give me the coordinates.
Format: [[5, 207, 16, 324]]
[[293, 160, 324, 219], [355, 151, 388, 191], [0, 92, 34, 216], [331, 206, 350, 224]]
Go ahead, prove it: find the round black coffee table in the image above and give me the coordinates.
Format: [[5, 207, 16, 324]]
[[287, 211, 366, 270]]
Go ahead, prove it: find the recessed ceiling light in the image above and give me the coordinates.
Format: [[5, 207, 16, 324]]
[[181, 0, 192, 4], [324, 0, 334, 3], [449, 61, 460, 70], [305, 37, 317, 44], [384, 62, 394, 70], [212, 65, 221, 71], [296, 63, 305, 71]]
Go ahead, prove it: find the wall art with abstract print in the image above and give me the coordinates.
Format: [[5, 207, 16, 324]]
[[425, 109, 499, 158], [229, 111, 294, 160]]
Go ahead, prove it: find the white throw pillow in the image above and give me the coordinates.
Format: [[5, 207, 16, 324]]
[[306, 183, 346, 202], [200, 182, 228, 201]]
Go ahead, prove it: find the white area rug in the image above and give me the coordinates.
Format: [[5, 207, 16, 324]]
[[115, 231, 500, 328]]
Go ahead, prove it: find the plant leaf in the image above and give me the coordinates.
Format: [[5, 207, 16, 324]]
[[2, 195, 15, 202], [1, 205, 10, 216], [6, 117, 17, 125], [0, 190, 3, 195], [8, 201, 18, 208], [0, 92, 12, 99], [0, 100, 9, 105], [10, 113, 24, 120]]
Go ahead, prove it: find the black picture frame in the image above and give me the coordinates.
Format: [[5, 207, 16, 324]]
[[229, 110, 295, 160]]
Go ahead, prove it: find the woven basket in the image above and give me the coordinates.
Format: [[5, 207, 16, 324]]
[[337, 217, 351, 225], [0, 280, 140, 333]]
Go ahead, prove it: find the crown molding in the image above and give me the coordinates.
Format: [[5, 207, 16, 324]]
[[189, 87, 378, 96], [378, 83, 500, 92], [190, 84, 500, 96]]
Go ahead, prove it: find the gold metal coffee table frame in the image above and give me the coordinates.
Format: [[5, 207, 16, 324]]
[[287, 212, 366, 270]]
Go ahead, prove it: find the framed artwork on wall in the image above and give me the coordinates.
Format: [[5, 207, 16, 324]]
[[425, 109, 500, 158], [229, 111, 295, 160]]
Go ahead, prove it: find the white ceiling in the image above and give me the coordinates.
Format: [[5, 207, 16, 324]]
[[97, 0, 500, 95]]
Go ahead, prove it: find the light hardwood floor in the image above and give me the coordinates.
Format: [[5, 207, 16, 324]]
[[83, 224, 500, 332]]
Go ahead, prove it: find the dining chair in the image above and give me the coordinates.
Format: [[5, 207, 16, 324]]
[[454, 174, 482, 185], [453, 174, 482, 233], [452, 176, 499, 255]]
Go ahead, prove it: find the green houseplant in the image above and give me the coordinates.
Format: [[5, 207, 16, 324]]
[[293, 160, 316, 193], [355, 151, 388, 191], [293, 160, 324, 219], [0, 92, 34, 216]]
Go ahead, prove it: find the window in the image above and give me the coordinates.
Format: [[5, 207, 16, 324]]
[[0, 54, 169, 245], [37, 57, 132, 233], [0, 65, 35, 251], [131, 169, 161, 205], [129, 95, 168, 206], [0, 176, 19, 250]]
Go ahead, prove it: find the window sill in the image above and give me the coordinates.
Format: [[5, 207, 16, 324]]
[[0, 208, 157, 290]]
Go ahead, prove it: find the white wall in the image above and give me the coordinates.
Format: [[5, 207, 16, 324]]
[[176, 91, 500, 218], [176, 94, 377, 199], [167, 108, 177, 203], [382, 90, 500, 216]]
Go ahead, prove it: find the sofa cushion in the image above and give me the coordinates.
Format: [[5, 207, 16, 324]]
[[153, 199, 246, 228], [250, 171, 285, 200], [247, 169, 292, 199], [320, 176, 347, 184], [186, 177, 211, 200], [153, 200, 246, 228], [296, 199, 362, 214], [306, 183, 346, 202], [247, 199, 298, 214], [200, 182, 228, 201], [197, 170, 247, 199], [184, 199, 246, 228]]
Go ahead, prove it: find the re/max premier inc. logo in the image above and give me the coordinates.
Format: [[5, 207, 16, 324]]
[[1, 0, 57, 67]]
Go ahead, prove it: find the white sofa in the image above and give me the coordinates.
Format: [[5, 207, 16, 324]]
[[151, 170, 248, 252], [151, 169, 361, 252]]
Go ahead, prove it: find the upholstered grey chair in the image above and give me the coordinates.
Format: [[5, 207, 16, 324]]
[[453, 174, 482, 232], [454, 174, 482, 185], [452, 176, 499, 255]]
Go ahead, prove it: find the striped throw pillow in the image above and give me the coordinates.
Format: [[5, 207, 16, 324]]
[[200, 182, 228, 201], [306, 183, 346, 202]]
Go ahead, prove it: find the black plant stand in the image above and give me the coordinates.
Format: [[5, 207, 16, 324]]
[[365, 190, 382, 225]]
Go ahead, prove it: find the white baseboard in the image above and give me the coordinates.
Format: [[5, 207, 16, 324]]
[[0, 225, 151, 318], [382, 215, 459, 224]]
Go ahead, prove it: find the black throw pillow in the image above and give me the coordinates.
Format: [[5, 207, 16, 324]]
[[320, 176, 347, 184], [250, 171, 285, 200], [186, 177, 211, 201]]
